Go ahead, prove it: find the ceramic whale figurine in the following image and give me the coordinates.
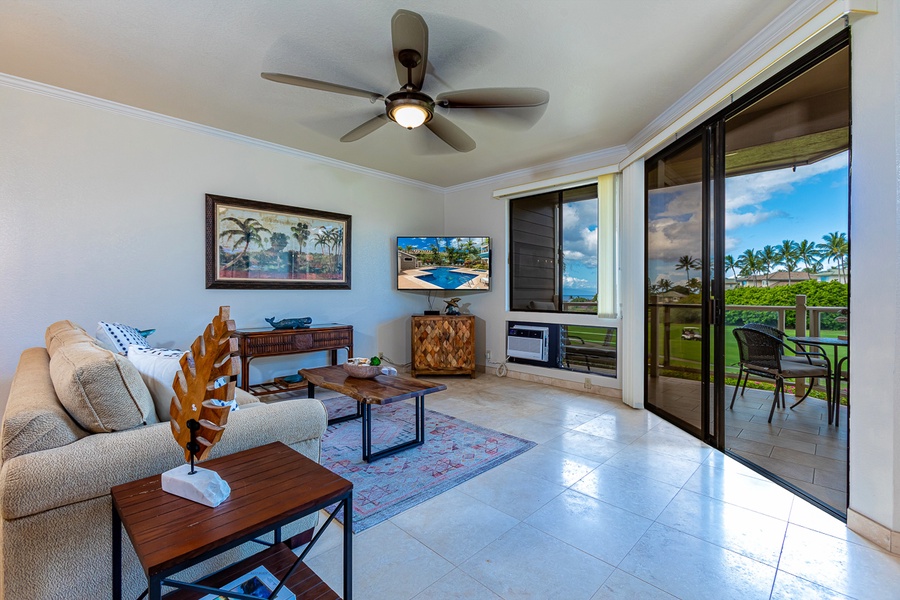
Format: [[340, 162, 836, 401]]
[[265, 317, 312, 330]]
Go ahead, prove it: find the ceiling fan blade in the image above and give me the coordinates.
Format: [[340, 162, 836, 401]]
[[425, 113, 476, 152], [392, 9, 428, 89], [340, 114, 389, 142], [436, 87, 550, 109], [261, 73, 384, 102]]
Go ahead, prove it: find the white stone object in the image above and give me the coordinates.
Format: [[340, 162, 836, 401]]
[[161, 464, 231, 507]]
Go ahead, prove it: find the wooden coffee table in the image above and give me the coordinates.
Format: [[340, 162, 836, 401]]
[[111, 442, 352, 600], [301, 365, 447, 462]]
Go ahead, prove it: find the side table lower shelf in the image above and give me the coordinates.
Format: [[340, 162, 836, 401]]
[[248, 372, 308, 397], [162, 543, 337, 600]]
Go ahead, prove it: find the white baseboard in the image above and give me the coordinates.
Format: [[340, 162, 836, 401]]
[[847, 508, 900, 555], [484, 366, 623, 402]]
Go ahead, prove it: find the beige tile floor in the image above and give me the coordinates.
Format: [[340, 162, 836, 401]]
[[296, 374, 900, 599]]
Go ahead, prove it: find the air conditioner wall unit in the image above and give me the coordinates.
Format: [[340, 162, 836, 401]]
[[507, 325, 550, 362]]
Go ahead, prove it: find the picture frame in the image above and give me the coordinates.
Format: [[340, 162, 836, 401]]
[[206, 194, 351, 290]]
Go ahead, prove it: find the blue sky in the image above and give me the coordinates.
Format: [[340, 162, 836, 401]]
[[648, 151, 849, 285], [562, 198, 599, 297], [725, 151, 849, 257]]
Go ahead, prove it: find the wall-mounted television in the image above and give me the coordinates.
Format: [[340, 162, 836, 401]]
[[397, 236, 491, 291]]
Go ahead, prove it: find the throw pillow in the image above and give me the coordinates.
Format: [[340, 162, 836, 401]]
[[96, 322, 152, 354], [126, 346, 186, 421], [49, 341, 159, 433], [127, 346, 240, 421]]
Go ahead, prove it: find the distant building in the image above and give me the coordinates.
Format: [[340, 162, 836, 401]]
[[397, 250, 420, 272], [736, 271, 813, 287], [653, 290, 687, 304], [815, 267, 848, 283]]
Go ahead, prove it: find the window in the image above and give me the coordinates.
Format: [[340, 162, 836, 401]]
[[509, 184, 599, 312]]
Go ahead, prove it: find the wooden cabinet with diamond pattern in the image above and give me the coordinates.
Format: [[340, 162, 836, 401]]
[[411, 315, 475, 377]]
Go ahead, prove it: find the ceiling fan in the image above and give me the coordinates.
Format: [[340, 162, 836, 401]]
[[261, 9, 549, 153]]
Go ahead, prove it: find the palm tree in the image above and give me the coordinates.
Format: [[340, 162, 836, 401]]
[[312, 228, 330, 257], [675, 255, 701, 282], [759, 245, 779, 287], [797, 239, 821, 273], [822, 231, 849, 281], [218, 217, 271, 269], [328, 228, 344, 272], [775, 239, 801, 284], [429, 242, 442, 265], [657, 278, 673, 292], [724, 255, 737, 281], [290, 221, 311, 252], [735, 248, 762, 286]]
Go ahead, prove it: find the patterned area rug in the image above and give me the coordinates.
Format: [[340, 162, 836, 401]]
[[320, 396, 535, 532]]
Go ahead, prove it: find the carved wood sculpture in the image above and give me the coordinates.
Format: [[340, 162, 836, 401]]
[[170, 306, 241, 464]]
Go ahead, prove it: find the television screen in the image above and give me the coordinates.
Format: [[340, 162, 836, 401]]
[[397, 236, 491, 290]]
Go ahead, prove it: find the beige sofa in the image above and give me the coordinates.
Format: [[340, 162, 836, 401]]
[[0, 321, 328, 599]]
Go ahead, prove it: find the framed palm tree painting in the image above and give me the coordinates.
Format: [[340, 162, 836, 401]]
[[206, 194, 351, 289]]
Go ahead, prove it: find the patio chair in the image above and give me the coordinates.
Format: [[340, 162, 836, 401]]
[[742, 322, 831, 407], [731, 327, 832, 423]]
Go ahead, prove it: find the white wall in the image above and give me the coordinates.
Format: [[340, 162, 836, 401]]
[[0, 84, 444, 413], [847, 4, 900, 531]]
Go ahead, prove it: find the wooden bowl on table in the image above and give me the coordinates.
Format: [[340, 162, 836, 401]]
[[343, 360, 382, 379]]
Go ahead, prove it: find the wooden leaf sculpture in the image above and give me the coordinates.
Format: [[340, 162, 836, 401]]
[[170, 306, 241, 463]]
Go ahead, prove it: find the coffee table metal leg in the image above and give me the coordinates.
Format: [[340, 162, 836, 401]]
[[307, 381, 315, 399], [363, 397, 427, 462], [362, 403, 371, 462]]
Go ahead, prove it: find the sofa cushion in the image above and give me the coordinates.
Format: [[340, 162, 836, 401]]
[[1, 348, 89, 461], [44, 320, 93, 357], [49, 342, 159, 433]]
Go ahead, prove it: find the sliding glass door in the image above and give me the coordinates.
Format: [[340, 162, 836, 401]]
[[646, 133, 715, 439], [645, 31, 850, 515]]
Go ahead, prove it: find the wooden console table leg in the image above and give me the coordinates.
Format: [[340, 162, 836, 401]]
[[240, 355, 252, 392]]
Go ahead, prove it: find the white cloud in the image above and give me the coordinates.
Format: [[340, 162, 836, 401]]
[[725, 152, 847, 230], [563, 275, 593, 290], [648, 152, 847, 266]]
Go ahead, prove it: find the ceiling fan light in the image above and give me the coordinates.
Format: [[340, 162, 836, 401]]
[[391, 104, 430, 129]]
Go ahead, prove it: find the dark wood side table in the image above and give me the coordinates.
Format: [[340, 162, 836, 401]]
[[235, 324, 353, 396], [302, 365, 447, 462], [112, 442, 352, 600]]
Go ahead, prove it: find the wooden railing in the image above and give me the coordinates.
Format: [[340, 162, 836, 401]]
[[648, 294, 847, 378]]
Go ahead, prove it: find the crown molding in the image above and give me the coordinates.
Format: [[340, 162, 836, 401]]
[[624, 0, 835, 157], [443, 145, 629, 195], [0, 73, 445, 194]]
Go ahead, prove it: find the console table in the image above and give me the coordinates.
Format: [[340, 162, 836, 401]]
[[235, 324, 353, 396], [111, 442, 352, 600]]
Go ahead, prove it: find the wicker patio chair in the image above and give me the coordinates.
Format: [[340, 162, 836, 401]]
[[731, 327, 832, 423], [742, 322, 831, 407]]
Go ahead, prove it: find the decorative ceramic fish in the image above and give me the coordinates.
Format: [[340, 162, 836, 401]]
[[265, 317, 312, 330]]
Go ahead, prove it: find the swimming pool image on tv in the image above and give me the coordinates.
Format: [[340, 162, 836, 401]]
[[416, 267, 478, 288]]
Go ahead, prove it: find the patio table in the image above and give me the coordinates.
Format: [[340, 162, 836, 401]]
[[788, 336, 848, 425]]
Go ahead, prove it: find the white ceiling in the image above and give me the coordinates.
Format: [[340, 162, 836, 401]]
[[0, 0, 798, 188]]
